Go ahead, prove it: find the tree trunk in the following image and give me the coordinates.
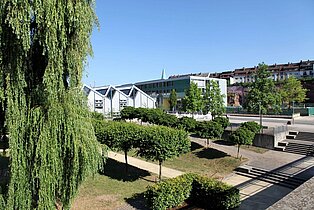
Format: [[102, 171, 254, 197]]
[[159, 161, 162, 181], [237, 144, 240, 159], [124, 150, 128, 173]]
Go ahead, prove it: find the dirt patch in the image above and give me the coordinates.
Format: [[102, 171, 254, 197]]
[[72, 194, 120, 210]]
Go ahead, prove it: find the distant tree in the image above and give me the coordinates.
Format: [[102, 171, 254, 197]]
[[245, 63, 281, 114], [182, 82, 203, 114], [203, 80, 226, 118], [280, 77, 308, 108], [169, 89, 178, 111], [229, 127, 254, 159]]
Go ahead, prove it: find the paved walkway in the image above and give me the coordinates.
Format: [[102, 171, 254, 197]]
[[108, 151, 184, 178], [111, 136, 314, 210]]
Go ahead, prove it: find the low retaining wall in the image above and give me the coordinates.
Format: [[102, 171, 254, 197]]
[[224, 125, 288, 149]]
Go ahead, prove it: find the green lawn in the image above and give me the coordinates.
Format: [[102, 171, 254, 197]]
[[163, 142, 244, 179], [72, 159, 154, 210]]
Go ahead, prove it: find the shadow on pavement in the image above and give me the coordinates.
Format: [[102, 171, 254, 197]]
[[103, 158, 151, 182]]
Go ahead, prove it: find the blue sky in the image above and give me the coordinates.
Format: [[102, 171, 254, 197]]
[[84, 0, 314, 87]]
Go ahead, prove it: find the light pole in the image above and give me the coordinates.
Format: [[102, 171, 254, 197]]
[[259, 102, 263, 134], [292, 101, 295, 125]]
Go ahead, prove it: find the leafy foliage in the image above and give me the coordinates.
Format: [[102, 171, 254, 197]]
[[169, 89, 178, 111], [280, 77, 308, 107], [178, 117, 197, 132], [229, 127, 254, 158], [190, 175, 241, 210], [244, 63, 282, 114], [203, 80, 226, 118], [213, 116, 230, 129], [145, 173, 195, 210], [0, 1, 103, 209], [182, 82, 203, 113], [195, 121, 224, 140], [145, 173, 240, 210], [240, 121, 261, 134], [137, 125, 190, 179]]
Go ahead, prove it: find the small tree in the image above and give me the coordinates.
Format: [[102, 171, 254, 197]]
[[229, 127, 254, 159], [240, 121, 262, 134], [95, 121, 138, 173], [169, 89, 178, 112], [213, 116, 230, 129], [245, 63, 282, 114], [203, 80, 226, 118], [195, 121, 224, 147], [280, 77, 307, 108], [178, 117, 197, 132], [137, 126, 190, 180], [182, 82, 203, 115]]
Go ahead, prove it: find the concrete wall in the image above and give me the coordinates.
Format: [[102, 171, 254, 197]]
[[223, 125, 288, 149]]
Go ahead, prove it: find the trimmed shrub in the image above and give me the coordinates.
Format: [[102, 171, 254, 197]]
[[190, 176, 241, 210], [145, 173, 196, 210], [240, 121, 261, 134], [145, 173, 240, 210], [229, 127, 255, 158], [213, 116, 230, 129], [195, 121, 224, 139], [178, 117, 197, 132], [120, 106, 137, 120]]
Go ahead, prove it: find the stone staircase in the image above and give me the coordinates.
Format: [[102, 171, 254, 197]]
[[275, 131, 314, 156], [236, 166, 307, 189]]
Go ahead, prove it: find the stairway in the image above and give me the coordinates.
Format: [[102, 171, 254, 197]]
[[275, 131, 314, 156], [236, 166, 307, 189]]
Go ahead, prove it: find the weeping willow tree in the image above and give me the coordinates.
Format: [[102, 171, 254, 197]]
[[0, 1, 103, 209]]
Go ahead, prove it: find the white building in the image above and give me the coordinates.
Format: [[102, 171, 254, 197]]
[[83, 84, 156, 117]]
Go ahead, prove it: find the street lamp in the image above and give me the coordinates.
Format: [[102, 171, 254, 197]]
[[292, 101, 295, 125], [259, 102, 263, 134]]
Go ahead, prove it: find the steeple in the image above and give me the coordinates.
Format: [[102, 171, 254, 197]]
[[161, 68, 166, 79]]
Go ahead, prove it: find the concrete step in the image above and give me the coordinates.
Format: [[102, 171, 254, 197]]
[[235, 170, 301, 189], [274, 146, 285, 151], [278, 141, 289, 147], [286, 135, 297, 139], [289, 131, 299, 136]]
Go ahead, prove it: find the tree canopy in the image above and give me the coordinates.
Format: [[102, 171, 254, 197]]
[[244, 63, 281, 114], [182, 82, 203, 114], [280, 77, 308, 108], [0, 1, 102, 209], [169, 89, 178, 111], [203, 80, 226, 118]]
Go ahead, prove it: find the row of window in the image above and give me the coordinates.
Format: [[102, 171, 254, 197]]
[[139, 81, 174, 89]]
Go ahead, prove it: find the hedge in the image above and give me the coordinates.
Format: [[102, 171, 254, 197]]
[[145, 173, 195, 210], [190, 175, 241, 210], [145, 173, 240, 210]]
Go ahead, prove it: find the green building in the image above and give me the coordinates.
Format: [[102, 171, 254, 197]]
[[135, 71, 227, 110]]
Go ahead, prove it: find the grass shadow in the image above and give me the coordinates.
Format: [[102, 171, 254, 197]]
[[194, 148, 229, 160], [125, 192, 148, 210], [190, 142, 203, 151], [103, 158, 151, 182]]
